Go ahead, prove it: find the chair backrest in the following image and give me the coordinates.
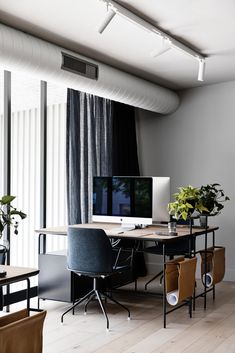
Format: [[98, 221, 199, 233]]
[[0, 245, 7, 265], [67, 227, 114, 275]]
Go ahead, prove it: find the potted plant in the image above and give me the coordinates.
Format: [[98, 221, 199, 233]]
[[168, 185, 208, 221], [199, 183, 229, 216], [0, 195, 27, 239], [198, 183, 229, 227], [168, 183, 229, 227]]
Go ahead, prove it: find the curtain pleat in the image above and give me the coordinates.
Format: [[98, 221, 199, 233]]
[[66, 89, 112, 224]]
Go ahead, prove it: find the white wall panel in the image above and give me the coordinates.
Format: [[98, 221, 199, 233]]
[[137, 81, 235, 281]]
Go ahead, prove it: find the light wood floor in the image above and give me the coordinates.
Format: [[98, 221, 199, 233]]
[[36, 279, 235, 353]]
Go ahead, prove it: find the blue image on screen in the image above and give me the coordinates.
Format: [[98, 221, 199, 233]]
[[93, 177, 108, 215], [112, 177, 131, 216]]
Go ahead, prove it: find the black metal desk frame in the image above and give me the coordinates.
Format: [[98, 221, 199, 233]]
[[36, 223, 219, 328], [0, 266, 39, 313]]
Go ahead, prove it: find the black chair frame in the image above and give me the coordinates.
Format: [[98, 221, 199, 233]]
[[61, 274, 131, 330], [61, 229, 133, 331]]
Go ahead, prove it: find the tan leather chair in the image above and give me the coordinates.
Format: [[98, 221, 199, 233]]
[[0, 309, 46, 353]]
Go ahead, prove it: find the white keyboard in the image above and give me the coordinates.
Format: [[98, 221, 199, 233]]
[[110, 226, 135, 234]]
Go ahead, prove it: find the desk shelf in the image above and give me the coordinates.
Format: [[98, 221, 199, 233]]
[[38, 251, 93, 303], [38, 249, 135, 304]]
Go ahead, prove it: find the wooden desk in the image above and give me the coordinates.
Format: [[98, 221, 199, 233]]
[[0, 265, 39, 311], [35, 222, 218, 242], [36, 223, 219, 327]]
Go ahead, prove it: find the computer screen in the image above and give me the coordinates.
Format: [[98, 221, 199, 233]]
[[92, 176, 170, 226], [112, 177, 152, 218]]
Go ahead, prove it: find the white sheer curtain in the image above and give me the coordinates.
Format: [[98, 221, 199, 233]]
[[9, 75, 67, 268], [0, 70, 4, 197]]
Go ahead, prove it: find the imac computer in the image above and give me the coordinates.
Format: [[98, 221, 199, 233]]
[[92, 176, 170, 229]]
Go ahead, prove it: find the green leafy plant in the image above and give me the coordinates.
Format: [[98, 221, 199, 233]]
[[198, 183, 230, 216], [168, 185, 208, 221], [0, 195, 27, 238]]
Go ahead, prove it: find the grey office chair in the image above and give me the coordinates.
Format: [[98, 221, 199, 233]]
[[61, 227, 132, 330]]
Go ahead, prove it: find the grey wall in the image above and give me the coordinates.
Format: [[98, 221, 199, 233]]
[[136, 81, 235, 280]]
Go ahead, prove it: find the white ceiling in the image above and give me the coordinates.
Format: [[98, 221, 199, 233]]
[[0, 0, 235, 90]]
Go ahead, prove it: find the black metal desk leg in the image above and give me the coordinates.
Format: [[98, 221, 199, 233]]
[[193, 235, 196, 311], [38, 233, 46, 255], [204, 220, 208, 310], [26, 278, 30, 314], [189, 297, 192, 318], [0, 287, 3, 311], [163, 243, 166, 328], [212, 231, 215, 301]]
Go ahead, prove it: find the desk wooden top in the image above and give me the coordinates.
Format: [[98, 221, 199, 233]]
[[0, 265, 39, 286], [35, 223, 219, 242]]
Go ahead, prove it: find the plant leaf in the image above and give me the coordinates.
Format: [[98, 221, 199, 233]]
[[0, 195, 16, 204], [10, 210, 27, 219], [0, 221, 4, 233]]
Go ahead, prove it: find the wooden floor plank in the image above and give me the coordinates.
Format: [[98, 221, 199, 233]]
[[2, 279, 235, 353]]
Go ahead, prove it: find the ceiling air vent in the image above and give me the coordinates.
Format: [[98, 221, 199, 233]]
[[61, 52, 98, 80]]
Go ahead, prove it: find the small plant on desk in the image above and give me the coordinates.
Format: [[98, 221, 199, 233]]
[[198, 184, 230, 227], [168, 185, 208, 221], [198, 183, 230, 216]]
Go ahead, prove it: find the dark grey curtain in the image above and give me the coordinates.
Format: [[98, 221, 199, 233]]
[[66, 89, 112, 224], [111, 101, 146, 277], [112, 101, 140, 176]]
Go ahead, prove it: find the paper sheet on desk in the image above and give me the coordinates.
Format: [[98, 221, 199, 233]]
[[109, 229, 153, 237]]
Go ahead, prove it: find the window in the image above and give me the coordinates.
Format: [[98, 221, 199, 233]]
[[0, 70, 4, 196], [46, 82, 67, 252], [10, 72, 41, 267], [0, 71, 67, 267]]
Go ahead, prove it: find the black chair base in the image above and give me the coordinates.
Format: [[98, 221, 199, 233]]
[[61, 277, 130, 330]]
